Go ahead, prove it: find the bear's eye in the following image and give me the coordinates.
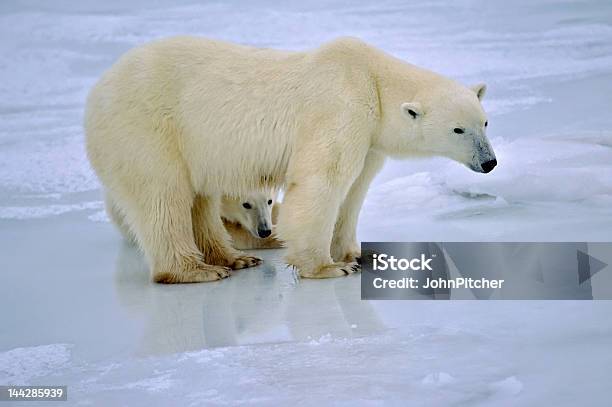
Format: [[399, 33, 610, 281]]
[[242, 202, 252, 209], [485, 121, 488, 127], [453, 128, 465, 134], [407, 109, 418, 119], [267, 199, 273, 205]]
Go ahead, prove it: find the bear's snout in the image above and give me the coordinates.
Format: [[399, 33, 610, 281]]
[[258, 228, 272, 238], [480, 159, 497, 173]]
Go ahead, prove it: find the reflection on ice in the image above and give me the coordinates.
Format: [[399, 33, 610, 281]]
[[113, 244, 385, 355]]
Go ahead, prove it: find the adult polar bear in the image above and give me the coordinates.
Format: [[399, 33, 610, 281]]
[[85, 36, 496, 283]]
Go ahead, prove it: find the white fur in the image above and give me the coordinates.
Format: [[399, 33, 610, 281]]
[[85, 36, 495, 282]]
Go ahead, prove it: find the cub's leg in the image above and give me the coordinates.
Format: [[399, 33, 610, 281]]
[[192, 194, 262, 270], [331, 150, 385, 263], [117, 179, 230, 284]]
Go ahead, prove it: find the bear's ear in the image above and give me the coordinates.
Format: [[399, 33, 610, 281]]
[[401, 102, 422, 120], [471, 83, 487, 100]]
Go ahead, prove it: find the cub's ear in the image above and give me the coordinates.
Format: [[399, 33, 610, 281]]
[[471, 83, 487, 100], [401, 102, 422, 120]]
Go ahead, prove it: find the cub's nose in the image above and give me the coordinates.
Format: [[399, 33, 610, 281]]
[[258, 228, 272, 238], [481, 159, 497, 173]]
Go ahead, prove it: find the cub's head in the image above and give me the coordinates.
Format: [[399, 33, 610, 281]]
[[222, 190, 276, 239], [381, 81, 496, 173]]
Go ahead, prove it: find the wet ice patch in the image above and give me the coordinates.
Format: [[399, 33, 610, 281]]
[[0, 344, 72, 385]]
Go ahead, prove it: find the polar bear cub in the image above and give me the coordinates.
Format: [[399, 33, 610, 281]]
[[221, 191, 284, 250]]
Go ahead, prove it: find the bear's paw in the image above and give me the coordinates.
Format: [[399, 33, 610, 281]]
[[299, 262, 361, 279], [154, 264, 231, 284], [228, 253, 263, 270]]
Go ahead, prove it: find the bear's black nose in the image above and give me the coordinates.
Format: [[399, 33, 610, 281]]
[[481, 159, 497, 173], [258, 228, 272, 238]]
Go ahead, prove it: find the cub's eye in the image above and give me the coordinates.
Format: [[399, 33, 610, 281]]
[[484, 121, 488, 127], [267, 199, 273, 205], [453, 128, 465, 134], [242, 202, 252, 209]]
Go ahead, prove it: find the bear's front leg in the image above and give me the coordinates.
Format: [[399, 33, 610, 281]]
[[278, 164, 364, 279], [331, 150, 385, 263]]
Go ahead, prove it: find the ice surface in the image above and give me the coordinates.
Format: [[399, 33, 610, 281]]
[[1, 0, 611, 405], [1, 229, 610, 406]]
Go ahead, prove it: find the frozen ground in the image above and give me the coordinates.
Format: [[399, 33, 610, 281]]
[[1, 0, 611, 405]]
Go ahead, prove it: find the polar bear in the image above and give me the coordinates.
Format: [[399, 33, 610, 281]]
[[85, 36, 496, 283]]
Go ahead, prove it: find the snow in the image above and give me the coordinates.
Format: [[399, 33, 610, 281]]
[[1, 0, 611, 405], [0, 344, 72, 385], [362, 134, 612, 241], [0, 201, 103, 220]]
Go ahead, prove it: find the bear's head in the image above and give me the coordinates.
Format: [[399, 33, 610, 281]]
[[221, 190, 277, 239], [379, 81, 496, 173]]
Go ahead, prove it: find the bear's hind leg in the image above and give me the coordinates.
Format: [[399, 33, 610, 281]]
[[105, 192, 136, 244], [192, 194, 262, 270], [119, 184, 230, 284]]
